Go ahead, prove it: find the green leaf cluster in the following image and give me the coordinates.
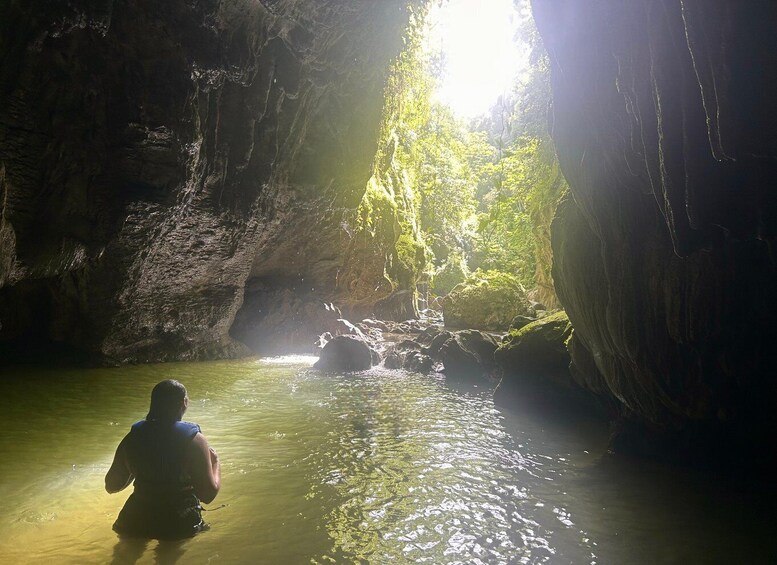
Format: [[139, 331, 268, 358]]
[[355, 2, 565, 306]]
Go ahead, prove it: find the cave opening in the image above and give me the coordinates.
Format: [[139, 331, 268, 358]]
[[229, 0, 562, 354], [3, 0, 777, 561], [352, 0, 563, 327], [427, 0, 527, 119]]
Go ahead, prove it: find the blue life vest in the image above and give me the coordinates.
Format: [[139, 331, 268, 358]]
[[126, 419, 201, 496]]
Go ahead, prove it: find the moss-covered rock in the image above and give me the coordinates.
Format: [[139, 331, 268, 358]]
[[442, 271, 532, 331], [431, 254, 469, 296], [494, 310, 573, 389]]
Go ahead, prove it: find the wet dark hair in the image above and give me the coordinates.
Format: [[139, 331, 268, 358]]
[[147, 379, 187, 422]]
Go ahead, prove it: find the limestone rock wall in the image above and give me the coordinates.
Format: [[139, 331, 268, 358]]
[[534, 0, 777, 451], [0, 0, 417, 363]]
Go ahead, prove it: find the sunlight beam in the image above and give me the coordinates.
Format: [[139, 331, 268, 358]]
[[426, 0, 528, 119]]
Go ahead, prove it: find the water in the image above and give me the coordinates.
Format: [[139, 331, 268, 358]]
[[0, 357, 774, 564]]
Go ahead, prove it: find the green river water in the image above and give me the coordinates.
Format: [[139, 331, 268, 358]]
[[0, 357, 774, 564]]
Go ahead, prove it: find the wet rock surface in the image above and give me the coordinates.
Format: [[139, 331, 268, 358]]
[[438, 330, 499, 378], [311, 310, 509, 380], [0, 0, 418, 363], [494, 311, 573, 389], [313, 335, 373, 372], [492, 311, 608, 415], [535, 0, 777, 456]]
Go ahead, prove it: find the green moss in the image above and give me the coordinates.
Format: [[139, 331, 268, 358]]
[[347, 12, 433, 298], [356, 176, 398, 233], [443, 269, 532, 331], [395, 232, 424, 274], [431, 253, 469, 295], [507, 310, 570, 340], [461, 269, 525, 293]]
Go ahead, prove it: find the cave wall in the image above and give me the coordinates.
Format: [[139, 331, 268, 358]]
[[534, 0, 777, 451], [0, 0, 419, 363]]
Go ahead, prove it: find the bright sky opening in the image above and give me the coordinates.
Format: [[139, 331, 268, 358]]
[[426, 0, 527, 119]]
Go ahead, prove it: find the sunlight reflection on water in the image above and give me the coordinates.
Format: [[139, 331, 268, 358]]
[[257, 355, 318, 366], [0, 360, 774, 564]]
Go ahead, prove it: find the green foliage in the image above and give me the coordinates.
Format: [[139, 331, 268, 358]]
[[357, 176, 398, 234], [462, 269, 526, 293], [395, 232, 425, 278], [443, 268, 532, 331], [355, 3, 564, 305], [474, 132, 565, 288], [431, 253, 469, 295], [347, 6, 434, 297], [466, 22, 566, 296]]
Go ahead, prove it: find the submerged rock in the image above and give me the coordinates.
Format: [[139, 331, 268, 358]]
[[313, 335, 374, 372]]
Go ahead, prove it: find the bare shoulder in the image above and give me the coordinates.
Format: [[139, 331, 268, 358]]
[[191, 432, 208, 446], [189, 432, 211, 455]]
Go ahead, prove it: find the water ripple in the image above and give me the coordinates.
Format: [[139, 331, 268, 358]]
[[1, 360, 774, 564]]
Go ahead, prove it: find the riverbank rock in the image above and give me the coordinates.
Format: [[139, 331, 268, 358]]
[[495, 311, 573, 385], [384, 339, 434, 373], [439, 330, 499, 378], [494, 311, 609, 414], [442, 272, 532, 331], [494, 311, 576, 405], [313, 335, 374, 372]]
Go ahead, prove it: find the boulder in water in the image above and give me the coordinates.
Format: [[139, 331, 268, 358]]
[[439, 330, 499, 377], [495, 311, 572, 379], [404, 351, 434, 373], [423, 330, 451, 358], [313, 335, 374, 372], [383, 339, 434, 373], [494, 311, 575, 400]]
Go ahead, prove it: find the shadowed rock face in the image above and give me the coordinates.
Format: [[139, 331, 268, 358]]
[[0, 0, 416, 363], [534, 0, 777, 454]]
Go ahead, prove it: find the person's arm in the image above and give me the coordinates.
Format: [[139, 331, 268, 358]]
[[105, 435, 134, 494], [188, 432, 221, 504]]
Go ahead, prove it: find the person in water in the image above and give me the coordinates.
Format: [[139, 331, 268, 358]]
[[105, 379, 221, 539]]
